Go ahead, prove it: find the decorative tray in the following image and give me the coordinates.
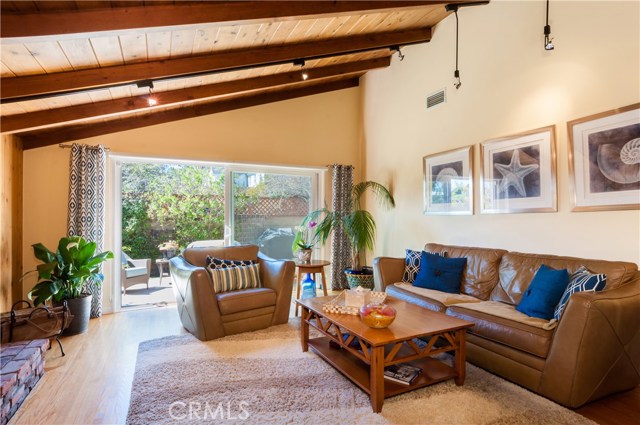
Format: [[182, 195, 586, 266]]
[[322, 290, 387, 315]]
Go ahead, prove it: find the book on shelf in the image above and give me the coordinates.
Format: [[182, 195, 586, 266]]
[[384, 363, 422, 385]]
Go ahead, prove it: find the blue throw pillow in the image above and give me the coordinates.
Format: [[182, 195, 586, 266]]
[[553, 266, 606, 321], [516, 265, 570, 320], [412, 251, 466, 294], [402, 249, 447, 283]]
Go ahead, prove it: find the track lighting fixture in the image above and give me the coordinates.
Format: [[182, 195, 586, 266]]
[[136, 80, 157, 106], [293, 59, 309, 81], [391, 46, 405, 61], [544, 0, 554, 51], [445, 2, 489, 90]]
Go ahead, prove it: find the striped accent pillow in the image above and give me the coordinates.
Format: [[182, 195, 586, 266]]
[[207, 263, 261, 293]]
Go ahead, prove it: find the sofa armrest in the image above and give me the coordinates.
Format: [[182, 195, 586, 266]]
[[373, 256, 405, 290], [539, 279, 640, 407], [258, 253, 294, 325], [169, 256, 225, 341]]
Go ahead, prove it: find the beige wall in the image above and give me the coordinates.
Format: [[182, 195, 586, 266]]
[[21, 88, 361, 308], [361, 1, 640, 263]]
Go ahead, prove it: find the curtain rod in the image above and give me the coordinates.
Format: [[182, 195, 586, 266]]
[[59, 143, 110, 151]]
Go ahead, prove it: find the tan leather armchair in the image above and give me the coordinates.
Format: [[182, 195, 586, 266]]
[[169, 244, 295, 341]]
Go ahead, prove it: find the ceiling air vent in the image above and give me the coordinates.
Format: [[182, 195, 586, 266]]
[[426, 88, 446, 110]]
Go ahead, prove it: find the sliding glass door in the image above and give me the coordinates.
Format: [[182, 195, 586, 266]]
[[112, 156, 322, 310], [230, 171, 316, 259]]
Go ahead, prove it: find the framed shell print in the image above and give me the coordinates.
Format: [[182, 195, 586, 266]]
[[568, 103, 640, 211], [480, 126, 557, 214], [423, 145, 473, 215]]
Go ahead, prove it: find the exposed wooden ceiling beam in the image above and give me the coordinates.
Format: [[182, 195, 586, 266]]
[[1, 1, 452, 39], [20, 78, 359, 150], [0, 27, 428, 100], [2, 57, 389, 133]]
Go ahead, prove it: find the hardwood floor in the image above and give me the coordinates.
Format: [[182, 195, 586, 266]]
[[8, 304, 640, 424], [10, 305, 185, 425]]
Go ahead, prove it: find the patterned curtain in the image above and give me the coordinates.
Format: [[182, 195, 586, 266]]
[[67, 143, 107, 318], [329, 164, 353, 290]]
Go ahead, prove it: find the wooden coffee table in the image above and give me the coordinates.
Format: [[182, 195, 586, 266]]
[[296, 296, 474, 413]]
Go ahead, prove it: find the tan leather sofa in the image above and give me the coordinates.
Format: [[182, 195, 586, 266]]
[[169, 245, 295, 341], [374, 243, 640, 408]]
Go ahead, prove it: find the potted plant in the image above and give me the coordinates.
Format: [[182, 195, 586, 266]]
[[26, 236, 114, 335], [158, 240, 179, 259], [292, 220, 318, 263], [300, 181, 395, 289]]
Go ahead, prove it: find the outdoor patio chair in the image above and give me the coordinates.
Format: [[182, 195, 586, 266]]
[[121, 251, 151, 294]]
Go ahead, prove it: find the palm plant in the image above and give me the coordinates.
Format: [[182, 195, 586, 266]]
[[301, 181, 395, 271]]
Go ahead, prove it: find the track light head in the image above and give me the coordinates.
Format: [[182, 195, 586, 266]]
[[544, 0, 555, 51], [445, 1, 489, 12], [544, 24, 554, 50]]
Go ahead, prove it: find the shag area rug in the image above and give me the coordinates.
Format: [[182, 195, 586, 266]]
[[127, 321, 595, 425]]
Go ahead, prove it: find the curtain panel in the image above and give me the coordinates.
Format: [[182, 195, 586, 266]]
[[67, 143, 107, 318], [329, 164, 353, 290]]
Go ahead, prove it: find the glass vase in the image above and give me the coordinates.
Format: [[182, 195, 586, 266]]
[[300, 274, 317, 299]]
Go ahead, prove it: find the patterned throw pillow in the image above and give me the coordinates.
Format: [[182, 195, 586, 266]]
[[402, 249, 447, 283], [553, 266, 606, 321], [206, 263, 261, 293], [206, 256, 256, 269]]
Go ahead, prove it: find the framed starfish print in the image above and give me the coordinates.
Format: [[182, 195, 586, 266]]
[[480, 126, 557, 213]]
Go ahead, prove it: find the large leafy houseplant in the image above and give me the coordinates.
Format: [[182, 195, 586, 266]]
[[301, 181, 395, 272], [27, 236, 114, 306]]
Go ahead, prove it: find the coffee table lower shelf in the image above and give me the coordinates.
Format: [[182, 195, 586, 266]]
[[307, 336, 457, 398]]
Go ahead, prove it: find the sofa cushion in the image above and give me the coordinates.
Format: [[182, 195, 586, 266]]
[[447, 302, 555, 358], [426, 243, 507, 300], [490, 251, 637, 305], [393, 283, 481, 306], [216, 288, 276, 316], [124, 266, 147, 279], [385, 285, 447, 313], [207, 263, 261, 293], [516, 265, 569, 320], [554, 266, 607, 321], [413, 251, 466, 294]]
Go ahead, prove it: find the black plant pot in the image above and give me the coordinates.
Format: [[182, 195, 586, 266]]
[[60, 294, 92, 336]]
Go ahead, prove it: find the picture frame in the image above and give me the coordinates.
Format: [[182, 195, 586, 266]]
[[480, 126, 557, 214], [423, 145, 473, 215], [568, 103, 640, 211]]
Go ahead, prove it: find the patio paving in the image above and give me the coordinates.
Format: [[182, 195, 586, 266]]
[[122, 276, 175, 308]]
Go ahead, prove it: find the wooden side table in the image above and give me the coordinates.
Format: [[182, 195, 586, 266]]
[[294, 260, 330, 317], [155, 259, 172, 286]]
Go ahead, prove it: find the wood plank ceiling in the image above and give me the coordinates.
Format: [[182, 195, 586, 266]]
[[0, 1, 481, 149]]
